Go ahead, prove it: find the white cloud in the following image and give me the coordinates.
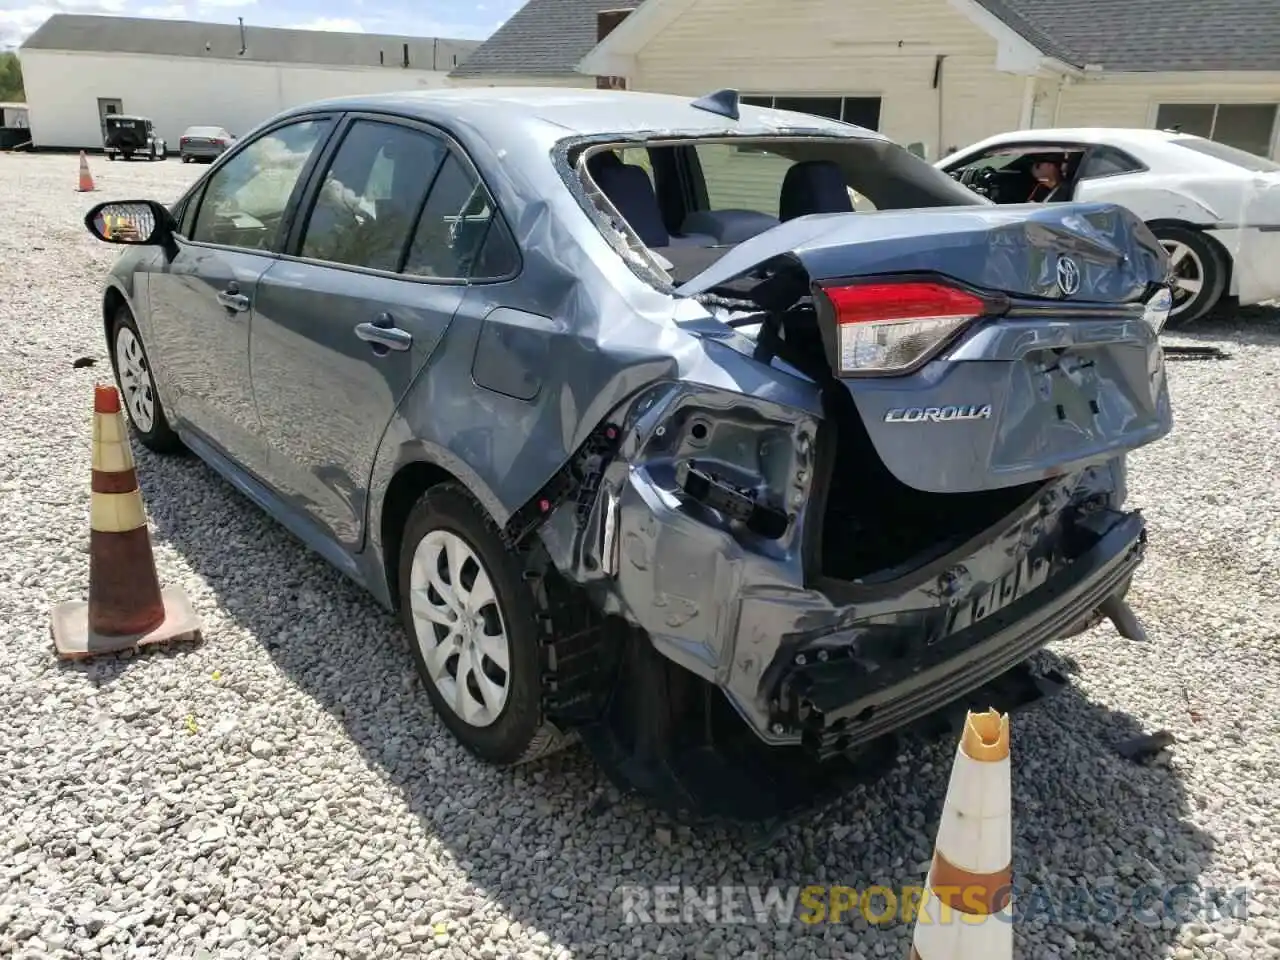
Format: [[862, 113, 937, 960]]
[[0, 5, 57, 48], [289, 17, 362, 32], [138, 3, 186, 16], [0, 0, 131, 48], [193, 0, 255, 8]]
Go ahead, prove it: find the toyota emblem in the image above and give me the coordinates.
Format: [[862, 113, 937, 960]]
[[1056, 256, 1081, 296]]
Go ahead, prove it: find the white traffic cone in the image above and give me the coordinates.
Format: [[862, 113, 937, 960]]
[[909, 708, 1013, 960]]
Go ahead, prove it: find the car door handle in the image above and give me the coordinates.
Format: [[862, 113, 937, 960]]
[[216, 282, 250, 312], [355, 314, 412, 353]]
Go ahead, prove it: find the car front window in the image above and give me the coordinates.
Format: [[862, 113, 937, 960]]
[[190, 118, 332, 251]]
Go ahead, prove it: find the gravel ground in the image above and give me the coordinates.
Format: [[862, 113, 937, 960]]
[[1, 151, 1278, 960]]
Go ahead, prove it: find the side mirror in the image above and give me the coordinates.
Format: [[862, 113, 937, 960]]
[[84, 200, 175, 247]]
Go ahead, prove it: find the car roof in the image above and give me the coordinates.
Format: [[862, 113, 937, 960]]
[[949, 127, 1188, 154], [276, 86, 881, 145]]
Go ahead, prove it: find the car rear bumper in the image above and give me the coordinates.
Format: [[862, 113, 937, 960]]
[[772, 507, 1145, 759]]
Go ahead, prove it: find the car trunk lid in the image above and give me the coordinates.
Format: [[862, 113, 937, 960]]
[[675, 201, 1173, 496], [673, 201, 1166, 302]]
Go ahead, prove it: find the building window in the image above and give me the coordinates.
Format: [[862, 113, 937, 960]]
[[1155, 103, 1278, 158], [742, 95, 882, 130]]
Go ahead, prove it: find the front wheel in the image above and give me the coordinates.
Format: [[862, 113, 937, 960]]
[[109, 307, 182, 454], [1151, 225, 1227, 327], [398, 484, 562, 767]]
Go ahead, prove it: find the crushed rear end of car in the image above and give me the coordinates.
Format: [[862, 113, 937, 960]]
[[521, 192, 1173, 822]]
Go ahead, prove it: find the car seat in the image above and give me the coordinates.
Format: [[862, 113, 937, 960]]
[[779, 160, 854, 221], [587, 150, 713, 248]]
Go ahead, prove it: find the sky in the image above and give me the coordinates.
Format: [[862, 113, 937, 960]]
[[0, 0, 527, 49]]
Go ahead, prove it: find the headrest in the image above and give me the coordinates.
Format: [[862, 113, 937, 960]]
[[779, 160, 854, 222], [593, 161, 669, 247]]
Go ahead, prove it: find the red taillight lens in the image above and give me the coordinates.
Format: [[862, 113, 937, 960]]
[[823, 280, 984, 375], [179, 137, 188, 145], [214, 138, 226, 145]]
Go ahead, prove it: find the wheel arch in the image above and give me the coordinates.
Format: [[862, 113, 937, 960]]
[[102, 282, 133, 350], [377, 459, 473, 612], [1144, 218, 1235, 301]]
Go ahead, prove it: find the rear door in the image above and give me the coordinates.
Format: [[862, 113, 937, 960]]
[[145, 114, 336, 474], [248, 114, 519, 549]]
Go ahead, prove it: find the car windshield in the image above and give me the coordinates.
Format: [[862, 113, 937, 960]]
[[575, 134, 984, 285], [1171, 137, 1280, 173], [186, 127, 226, 138]]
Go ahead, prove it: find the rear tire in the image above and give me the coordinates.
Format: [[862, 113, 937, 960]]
[[109, 306, 183, 454], [398, 484, 562, 767], [1150, 224, 1227, 327]]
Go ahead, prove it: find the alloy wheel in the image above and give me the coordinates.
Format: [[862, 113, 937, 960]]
[[409, 529, 511, 728], [1159, 239, 1206, 319], [115, 325, 156, 433]]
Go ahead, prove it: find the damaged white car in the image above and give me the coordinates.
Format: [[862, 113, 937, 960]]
[[939, 128, 1280, 325]]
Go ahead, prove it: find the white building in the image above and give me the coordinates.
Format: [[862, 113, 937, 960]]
[[576, 0, 1280, 160], [18, 14, 481, 150], [453, 0, 1280, 162]]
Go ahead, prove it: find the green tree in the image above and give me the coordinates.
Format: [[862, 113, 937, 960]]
[[0, 52, 25, 102]]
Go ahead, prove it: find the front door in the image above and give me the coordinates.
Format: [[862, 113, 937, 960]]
[[249, 115, 518, 549], [145, 115, 335, 473]]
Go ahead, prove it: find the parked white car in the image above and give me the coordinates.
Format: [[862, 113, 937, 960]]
[[937, 128, 1280, 325]]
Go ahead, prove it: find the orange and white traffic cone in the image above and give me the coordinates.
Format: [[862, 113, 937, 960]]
[[909, 708, 1014, 960], [50, 384, 201, 659], [77, 151, 95, 192]]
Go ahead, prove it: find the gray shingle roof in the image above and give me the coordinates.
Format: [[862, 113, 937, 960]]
[[449, 0, 634, 78], [20, 14, 481, 71], [458, 0, 1280, 78], [974, 0, 1280, 71]]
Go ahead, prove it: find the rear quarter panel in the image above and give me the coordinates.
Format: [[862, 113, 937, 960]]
[[1074, 175, 1228, 225]]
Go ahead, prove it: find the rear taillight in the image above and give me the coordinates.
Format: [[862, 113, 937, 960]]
[[821, 280, 985, 375], [214, 138, 226, 145], [179, 137, 188, 145]]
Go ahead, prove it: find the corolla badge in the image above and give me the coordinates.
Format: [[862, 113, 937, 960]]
[[1056, 255, 1081, 296], [884, 405, 992, 424]]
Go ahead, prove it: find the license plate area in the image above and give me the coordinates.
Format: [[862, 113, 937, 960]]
[[936, 547, 1054, 642]]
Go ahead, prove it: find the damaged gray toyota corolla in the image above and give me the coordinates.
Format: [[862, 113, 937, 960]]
[[85, 87, 1173, 821]]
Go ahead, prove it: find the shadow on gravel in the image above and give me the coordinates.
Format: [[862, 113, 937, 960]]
[[72, 443, 1222, 959], [1163, 303, 1280, 350]]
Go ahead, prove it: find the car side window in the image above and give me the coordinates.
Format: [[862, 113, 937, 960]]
[[299, 119, 448, 272], [1078, 146, 1143, 180], [403, 151, 519, 280], [190, 118, 331, 252]]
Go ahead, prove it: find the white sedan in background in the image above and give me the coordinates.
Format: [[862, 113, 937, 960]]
[[938, 128, 1280, 325]]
